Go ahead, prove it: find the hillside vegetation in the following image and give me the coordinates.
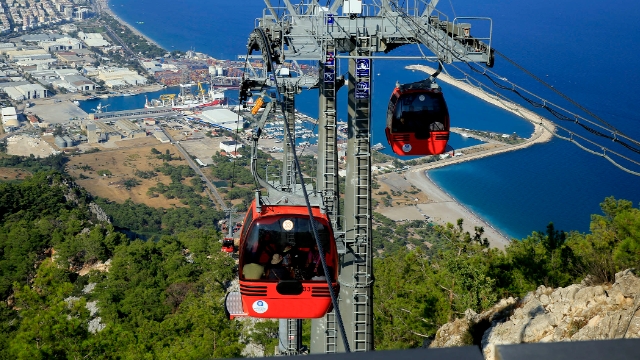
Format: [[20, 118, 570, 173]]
[[0, 154, 638, 357], [373, 197, 640, 348]]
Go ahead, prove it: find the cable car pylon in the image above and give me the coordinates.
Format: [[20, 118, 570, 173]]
[[230, 0, 497, 354]]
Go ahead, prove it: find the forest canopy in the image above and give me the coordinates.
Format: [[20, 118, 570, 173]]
[[0, 152, 638, 356]]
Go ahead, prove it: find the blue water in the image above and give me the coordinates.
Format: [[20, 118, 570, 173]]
[[107, 0, 640, 239]]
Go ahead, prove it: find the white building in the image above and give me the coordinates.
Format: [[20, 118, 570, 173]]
[[200, 108, 245, 131], [5, 48, 49, 61], [39, 37, 83, 52], [77, 32, 110, 48], [62, 74, 95, 92], [97, 67, 147, 88], [81, 66, 100, 77], [4, 87, 24, 101], [153, 131, 170, 143], [0, 42, 16, 52], [15, 83, 47, 99], [220, 140, 243, 153], [141, 61, 163, 74], [2, 106, 18, 130]]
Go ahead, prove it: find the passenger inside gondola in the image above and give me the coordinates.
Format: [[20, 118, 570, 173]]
[[391, 93, 447, 138], [267, 254, 291, 280], [241, 215, 336, 282]]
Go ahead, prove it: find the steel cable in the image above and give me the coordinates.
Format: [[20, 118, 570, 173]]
[[391, 2, 640, 155], [250, 27, 352, 352], [444, 63, 640, 175]]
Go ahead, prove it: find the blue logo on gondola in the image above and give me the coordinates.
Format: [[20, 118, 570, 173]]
[[253, 300, 269, 313]]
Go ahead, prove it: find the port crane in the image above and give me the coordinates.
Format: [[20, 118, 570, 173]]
[[91, 102, 109, 113], [227, 0, 495, 354]]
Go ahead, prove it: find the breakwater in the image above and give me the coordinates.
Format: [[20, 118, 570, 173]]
[[407, 65, 556, 172]]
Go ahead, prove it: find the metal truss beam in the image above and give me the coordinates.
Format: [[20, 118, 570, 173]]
[[257, 0, 493, 65]]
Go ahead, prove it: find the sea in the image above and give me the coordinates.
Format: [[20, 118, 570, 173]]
[[102, 0, 640, 240]]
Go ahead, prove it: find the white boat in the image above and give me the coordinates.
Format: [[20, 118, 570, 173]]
[[145, 82, 227, 110]]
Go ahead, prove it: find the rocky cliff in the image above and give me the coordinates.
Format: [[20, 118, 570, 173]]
[[430, 269, 640, 360]]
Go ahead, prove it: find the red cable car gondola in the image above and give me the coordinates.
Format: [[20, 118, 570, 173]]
[[385, 78, 450, 156], [225, 199, 339, 319], [221, 237, 235, 253]]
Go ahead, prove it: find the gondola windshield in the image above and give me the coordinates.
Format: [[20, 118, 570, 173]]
[[391, 92, 448, 138], [241, 215, 336, 282]]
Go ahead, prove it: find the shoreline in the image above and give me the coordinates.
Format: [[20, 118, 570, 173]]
[[408, 64, 557, 143], [404, 169, 512, 249], [424, 172, 511, 247], [86, 9, 529, 248], [400, 64, 559, 249], [97, 0, 166, 51]]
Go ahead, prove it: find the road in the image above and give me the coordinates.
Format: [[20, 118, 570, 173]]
[[162, 129, 227, 210]]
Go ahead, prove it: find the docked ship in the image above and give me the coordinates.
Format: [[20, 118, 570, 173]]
[[145, 82, 227, 110]]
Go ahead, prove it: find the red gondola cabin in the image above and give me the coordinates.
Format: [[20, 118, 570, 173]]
[[225, 199, 338, 319], [221, 237, 235, 253], [385, 80, 450, 156]]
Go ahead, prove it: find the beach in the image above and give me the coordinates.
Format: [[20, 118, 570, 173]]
[[95, 7, 549, 249], [96, 0, 164, 50], [396, 65, 559, 249]]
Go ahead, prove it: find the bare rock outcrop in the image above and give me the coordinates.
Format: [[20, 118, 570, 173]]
[[430, 269, 640, 360]]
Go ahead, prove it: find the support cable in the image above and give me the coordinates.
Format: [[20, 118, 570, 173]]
[[232, 45, 256, 191], [460, 62, 640, 156], [493, 49, 620, 133], [248, 26, 351, 352], [444, 63, 640, 176], [392, 1, 640, 154], [396, 2, 639, 167], [282, 103, 352, 352]]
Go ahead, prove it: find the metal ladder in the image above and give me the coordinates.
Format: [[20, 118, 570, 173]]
[[320, 41, 340, 355], [279, 318, 302, 355], [281, 83, 297, 191], [325, 311, 337, 353], [351, 28, 373, 352]]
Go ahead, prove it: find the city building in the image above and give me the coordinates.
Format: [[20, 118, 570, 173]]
[[96, 67, 148, 88], [77, 32, 110, 48], [38, 36, 83, 52], [220, 140, 243, 153], [54, 135, 67, 148], [1, 106, 18, 131], [86, 122, 99, 143], [114, 119, 146, 138], [153, 131, 170, 143], [15, 83, 47, 99], [61, 74, 95, 92], [201, 108, 245, 131]]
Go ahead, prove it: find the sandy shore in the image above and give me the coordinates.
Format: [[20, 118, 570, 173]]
[[405, 170, 511, 249], [97, 0, 165, 50], [398, 65, 559, 249]]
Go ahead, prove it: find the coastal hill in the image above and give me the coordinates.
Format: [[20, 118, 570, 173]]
[[430, 269, 640, 359], [0, 153, 639, 357]]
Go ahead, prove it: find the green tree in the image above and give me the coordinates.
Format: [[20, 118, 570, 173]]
[[567, 197, 640, 283], [9, 262, 91, 358], [249, 320, 279, 356]]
